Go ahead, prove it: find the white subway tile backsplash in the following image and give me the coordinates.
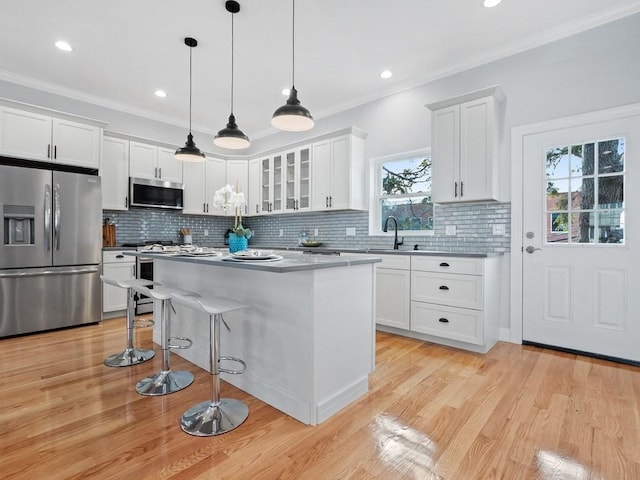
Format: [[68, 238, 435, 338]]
[[104, 202, 511, 253]]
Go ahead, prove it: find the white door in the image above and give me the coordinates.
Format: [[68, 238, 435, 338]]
[[522, 112, 640, 362]]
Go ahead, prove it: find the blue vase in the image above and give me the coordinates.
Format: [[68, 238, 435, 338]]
[[228, 233, 248, 253]]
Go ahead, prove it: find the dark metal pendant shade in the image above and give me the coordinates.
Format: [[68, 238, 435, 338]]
[[176, 37, 205, 162], [175, 133, 206, 162], [272, 0, 313, 132], [215, 0, 251, 150], [271, 86, 314, 131], [214, 114, 250, 149]]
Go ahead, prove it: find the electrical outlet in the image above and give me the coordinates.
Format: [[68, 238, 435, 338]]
[[492, 224, 506, 235], [314, 228, 319, 237], [445, 225, 457, 236], [346, 227, 356, 236], [279, 229, 283, 237], [203, 229, 209, 236]]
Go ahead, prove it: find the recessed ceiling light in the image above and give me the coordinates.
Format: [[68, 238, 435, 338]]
[[154, 90, 167, 98], [55, 41, 73, 52], [483, 0, 502, 7], [380, 70, 393, 79], [282, 88, 290, 96]]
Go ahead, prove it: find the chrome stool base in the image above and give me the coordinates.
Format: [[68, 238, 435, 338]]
[[136, 369, 194, 396], [104, 347, 155, 367], [180, 398, 249, 436]]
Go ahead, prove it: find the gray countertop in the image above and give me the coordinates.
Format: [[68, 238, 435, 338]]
[[123, 250, 381, 273], [110, 244, 501, 258], [277, 246, 501, 258]]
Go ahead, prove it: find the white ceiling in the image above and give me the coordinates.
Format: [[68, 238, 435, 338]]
[[1, 0, 640, 142]]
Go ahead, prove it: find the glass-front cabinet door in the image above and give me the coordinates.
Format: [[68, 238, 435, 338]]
[[260, 157, 271, 213], [285, 146, 311, 212], [273, 154, 283, 212], [260, 154, 285, 214]]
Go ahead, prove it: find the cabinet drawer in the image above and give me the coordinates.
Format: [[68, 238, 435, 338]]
[[411, 271, 482, 310], [375, 254, 411, 270], [411, 302, 483, 345], [103, 250, 135, 264], [411, 256, 483, 275]]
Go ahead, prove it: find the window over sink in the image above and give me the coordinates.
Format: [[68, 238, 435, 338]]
[[369, 149, 434, 236]]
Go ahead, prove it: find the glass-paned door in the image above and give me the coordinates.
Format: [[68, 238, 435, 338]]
[[522, 113, 640, 362]]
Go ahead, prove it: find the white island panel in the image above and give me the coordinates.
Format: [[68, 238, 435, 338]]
[[151, 254, 376, 425]]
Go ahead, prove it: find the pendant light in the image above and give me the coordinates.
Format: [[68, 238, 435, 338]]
[[214, 1, 250, 149], [271, 0, 314, 132], [175, 37, 206, 162]]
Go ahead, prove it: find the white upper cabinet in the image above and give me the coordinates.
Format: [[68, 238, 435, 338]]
[[52, 118, 101, 168], [428, 86, 505, 203], [0, 106, 101, 168], [226, 160, 249, 216], [129, 142, 182, 184], [311, 133, 366, 211], [260, 153, 285, 214], [101, 136, 129, 210], [182, 155, 226, 215], [284, 146, 311, 212], [247, 158, 261, 216]]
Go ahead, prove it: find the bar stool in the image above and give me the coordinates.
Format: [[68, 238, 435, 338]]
[[170, 293, 250, 436], [100, 276, 157, 367], [130, 284, 195, 396]]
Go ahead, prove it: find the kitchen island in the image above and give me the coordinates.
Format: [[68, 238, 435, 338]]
[[127, 250, 380, 425]]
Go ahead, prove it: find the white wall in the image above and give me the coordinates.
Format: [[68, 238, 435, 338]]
[[254, 12, 640, 200], [1, 13, 638, 170]]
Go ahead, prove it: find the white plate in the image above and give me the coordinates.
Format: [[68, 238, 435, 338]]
[[231, 250, 273, 259], [228, 254, 283, 262]]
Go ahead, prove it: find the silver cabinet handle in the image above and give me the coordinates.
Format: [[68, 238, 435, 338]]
[[460, 181, 464, 197], [47, 144, 51, 158], [454, 182, 458, 198], [54, 145, 57, 159], [325, 196, 329, 208], [203, 202, 206, 213], [158, 167, 162, 178], [525, 246, 542, 254]]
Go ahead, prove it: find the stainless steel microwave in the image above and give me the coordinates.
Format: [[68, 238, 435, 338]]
[[129, 177, 184, 209]]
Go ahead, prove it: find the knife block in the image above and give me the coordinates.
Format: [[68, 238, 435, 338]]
[[102, 222, 116, 247]]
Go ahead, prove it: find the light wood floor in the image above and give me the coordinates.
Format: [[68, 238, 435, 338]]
[[2, 318, 640, 479]]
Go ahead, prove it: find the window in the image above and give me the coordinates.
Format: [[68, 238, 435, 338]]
[[545, 138, 625, 244], [370, 150, 434, 235]]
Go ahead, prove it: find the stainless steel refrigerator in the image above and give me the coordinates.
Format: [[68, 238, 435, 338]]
[[0, 163, 102, 337]]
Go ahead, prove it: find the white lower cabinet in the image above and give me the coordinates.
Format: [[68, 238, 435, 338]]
[[102, 250, 135, 316], [375, 253, 501, 353], [375, 255, 411, 330]]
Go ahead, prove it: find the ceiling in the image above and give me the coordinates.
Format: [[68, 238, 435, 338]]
[[1, 0, 640, 142]]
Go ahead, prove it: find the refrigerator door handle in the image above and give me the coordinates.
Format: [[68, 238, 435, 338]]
[[53, 184, 61, 250], [0, 266, 100, 278], [44, 184, 52, 251]]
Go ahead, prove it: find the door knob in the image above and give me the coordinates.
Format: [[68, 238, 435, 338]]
[[525, 246, 541, 254]]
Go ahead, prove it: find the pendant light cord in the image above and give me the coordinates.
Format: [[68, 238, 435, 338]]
[[291, 0, 295, 88], [231, 11, 235, 114], [189, 44, 193, 134]]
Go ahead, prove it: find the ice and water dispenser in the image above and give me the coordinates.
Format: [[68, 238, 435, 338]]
[[3, 205, 35, 245]]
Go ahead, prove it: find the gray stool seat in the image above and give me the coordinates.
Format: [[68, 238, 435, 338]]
[[101, 276, 157, 367], [171, 292, 250, 437], [130, 285, 196, 396]]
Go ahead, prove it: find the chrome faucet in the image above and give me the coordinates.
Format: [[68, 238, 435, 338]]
[[383, 216, 404, 250]]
